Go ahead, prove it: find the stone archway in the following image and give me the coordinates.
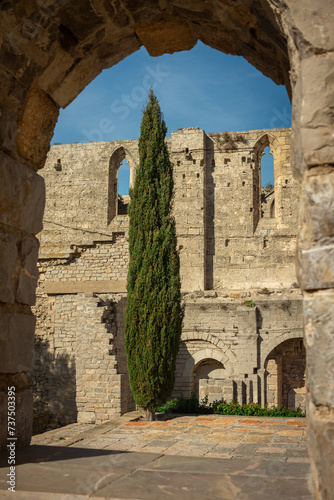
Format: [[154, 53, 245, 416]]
[[264, 337, 306, 411], [0, 2, 333, 497]]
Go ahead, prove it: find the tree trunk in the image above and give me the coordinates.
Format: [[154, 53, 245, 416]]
[[145, 409, 156, 421]]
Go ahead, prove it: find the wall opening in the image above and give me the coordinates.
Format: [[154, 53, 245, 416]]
[[261, 146, 275, 219], [191, 358, 225, 402], [108, 148, 131, 223], [118, 159, 130, 215], [264, 338, 306, 411]]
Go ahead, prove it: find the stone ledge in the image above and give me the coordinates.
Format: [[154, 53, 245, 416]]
[[45, 280, 127, 294]]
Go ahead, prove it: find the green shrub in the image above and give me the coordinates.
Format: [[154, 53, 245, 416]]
[[157, 396, 305, 418]]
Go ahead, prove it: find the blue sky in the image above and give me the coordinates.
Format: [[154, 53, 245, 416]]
[[52, 41, 291, 192]]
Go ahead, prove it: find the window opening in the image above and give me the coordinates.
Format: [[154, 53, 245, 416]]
[[261, 146, 275, 218], [118, 158, 130, 215]]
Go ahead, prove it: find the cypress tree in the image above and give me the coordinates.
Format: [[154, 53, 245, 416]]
[[125, 89, 183, 420]]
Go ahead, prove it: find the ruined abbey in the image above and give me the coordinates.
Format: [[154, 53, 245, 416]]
[[32, 126, 305, 431], [0, 2, 333, 497]]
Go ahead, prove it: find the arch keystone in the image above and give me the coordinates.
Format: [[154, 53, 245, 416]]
[[135, 20, 196, 56]]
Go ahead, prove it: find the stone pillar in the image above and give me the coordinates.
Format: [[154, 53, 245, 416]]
[[0, 85, 58, 451], [291, 35, 334, 499], [258, 368, 265, 407], [0, 152, 45, 451], [236, 306, 258, 377]]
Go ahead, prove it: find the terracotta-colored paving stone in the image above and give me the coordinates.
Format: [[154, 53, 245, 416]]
[[195, 417, 215, 421], [209, 419, 240, 426], [227, 428, 249, 433], [286, 421, 307, 427], [239, 419, 263, 425], [277, 430, 304, 437], [206, 422, 238, 429]]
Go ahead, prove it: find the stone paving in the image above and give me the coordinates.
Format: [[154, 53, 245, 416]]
[[0, 414, 312, 499], [31, 413, 309, 463]]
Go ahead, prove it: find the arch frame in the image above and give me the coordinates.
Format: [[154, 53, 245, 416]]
[[261, 330, 304, 370], [108, 145, 136, 223], [0, 3, 333, 496], [181, 345, 235, 382]]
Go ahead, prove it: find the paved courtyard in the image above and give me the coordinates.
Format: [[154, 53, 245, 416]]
[[31, 413, 309, 462], [0, 413, 313, 499]]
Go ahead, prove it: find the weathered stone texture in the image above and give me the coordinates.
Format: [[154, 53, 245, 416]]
[[135, 19, 196, 56], [0, 389, 33, 449], [0, 313, 35, 373], [17, 87, 59, 169], [34, 129, 304, 430], [0, 153, 45, 234], [39, 128, 297, 292], [304, 290, 334, 409], [0, 2, 333, 497]]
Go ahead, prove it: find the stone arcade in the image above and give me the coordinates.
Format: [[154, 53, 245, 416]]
[[33, 127, 305, 430], [0, 2, 333, 498]]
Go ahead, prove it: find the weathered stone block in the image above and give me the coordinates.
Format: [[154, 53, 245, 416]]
[[0, 153, 45, 234], [304, 291, 334, 408], [0, 230, 17, 303], [299, 170, 334, 289], [135, 19, 196, 57], [77, 411, 95, 424], [299, 54, 334, 167], [0, 313, 35, 373], [289, 0, 334, 53], [0, 106, 17, 152], [0, 388, 33, 451], [308, 401, 334, 500], [16, 236, 39, 305], [237, 306, 257, 335], [301, 244, 334, 291], [17, 87, 59, 168]]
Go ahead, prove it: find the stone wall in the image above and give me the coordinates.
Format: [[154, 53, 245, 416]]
[[40, 127, 297, 292], [32, 127, 305, 432]]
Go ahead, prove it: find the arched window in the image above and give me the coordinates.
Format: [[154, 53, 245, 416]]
[[108, 148, 132, 223], [260, 145, 275, 218], [117, 159, 130, 215]]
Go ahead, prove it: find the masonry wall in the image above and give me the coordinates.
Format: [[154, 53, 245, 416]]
[[33, 127, 305, 431]]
